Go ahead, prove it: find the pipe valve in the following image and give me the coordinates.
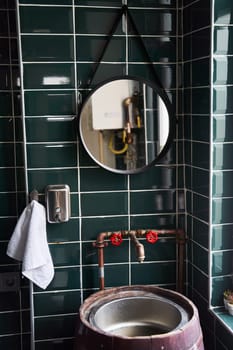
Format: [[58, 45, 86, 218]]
[[110, 233, 123, 246], [146, 230, 158, 244]]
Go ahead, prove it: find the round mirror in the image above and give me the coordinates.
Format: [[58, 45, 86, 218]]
[[79, 76, 174, 174]]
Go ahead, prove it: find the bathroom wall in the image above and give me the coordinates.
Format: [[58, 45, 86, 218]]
[[16, 0, 181, 349], [183, 0, 233, 349], [182, 0, 212, 347], [0, 0, 233, 350], [0, 0, 30, 349]]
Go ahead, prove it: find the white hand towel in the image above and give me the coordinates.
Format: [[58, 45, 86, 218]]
[[7, 200, 54, 290]]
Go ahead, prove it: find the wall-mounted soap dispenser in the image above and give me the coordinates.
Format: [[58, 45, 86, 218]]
[[46, 185, 71, 223]]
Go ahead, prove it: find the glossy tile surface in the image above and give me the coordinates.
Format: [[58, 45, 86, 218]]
[[19, 7, 73, 33], [7, 0, 233, 348]]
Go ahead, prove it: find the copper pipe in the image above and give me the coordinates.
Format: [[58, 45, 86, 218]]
[[93, 232, 110, 290], [93, 229, 187, 292], [129, 232, 145, 263]]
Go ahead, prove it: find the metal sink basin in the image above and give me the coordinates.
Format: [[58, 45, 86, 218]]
[[89, 295, 189, 337]]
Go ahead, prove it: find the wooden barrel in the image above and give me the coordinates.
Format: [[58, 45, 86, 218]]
[[74, 285, 204, 350]]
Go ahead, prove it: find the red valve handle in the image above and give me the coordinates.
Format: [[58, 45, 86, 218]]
[[146, 230, 158, 244], [110, 233, 123, 246]]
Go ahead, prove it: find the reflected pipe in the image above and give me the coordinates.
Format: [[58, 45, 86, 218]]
[[93, 229, 186, 292]]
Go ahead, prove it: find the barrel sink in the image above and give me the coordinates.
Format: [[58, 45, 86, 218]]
[[74, 285, 204, 350]]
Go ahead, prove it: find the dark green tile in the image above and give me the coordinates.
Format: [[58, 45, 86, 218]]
[[183, 0, 210, 33], [0, 311, 20, 335], [192, 58, 210, 87], [80, 167, 127, 192], [0, 193, 17, 216], [34, 290, 81, 316], [212, 251, 233, 277], [20, 0, 72, 4], [131, 261, 176, 285], [184, 28, 211, 62], [81, 192, 128, 216], [24, 91, 75, 116], [128, 36, 176, 62], [0, 217, 17, 240], [76, 36, 125, 62], [213, 57, 233, 86], [105, 264, 129, 287], [130, 9, 176, 35], [0, 168, 15, 191], [212, 225, 233, 251], [0, 335, 21, 350], [192, 115, 210, 142], [213, 115, 233, 142], [192, 193, 209, 223], [213, 171, 233, 197], [75, 7, 123, 35], [0, 39, 9, 64], [35, 338, 74, 350], [214, 0, 233, 24], [128, 63, 176, 89], [79, 142, 97, 166], [35, 314, 76, 340], [130, 214, 176, 229], [212, 198, 233, 224], [193, 242, 208, 274], [130, 190, 176, 214], [191, 167, 209, 196], [192, 87, 210, 114], [214, 86, 233, 114], [27, 143, 77, 168], [192, 218, 209, 249], [0, 92, 12, 115], [0, 291, 20, 312], [216, 317, 233, 350], [19, 7, 73, 33], [130, 166, 176, 190], [23, 63, 75, 89], [15, 117, 24, 142], [28, 169, 78, 193], [50, 242, 80, 267], [214, 27, 233, 55], [0, 66, 10, 90], [81, 216, 128, 240], [0, 118, 14, 142], [192, 141, 210, 169], [34, 267, 80, 292], [82, 265, 99, 289], [26, 117, 76, 142], [21, 35, 74, 61], [77, 62, 126, 89], [192, 266, 209, 300], [47, 218, 79, 243], [213, 143, 233, 170], [76, 0, 121, 4], [128, 0, 176, 5], [211, 276, 233, 306]]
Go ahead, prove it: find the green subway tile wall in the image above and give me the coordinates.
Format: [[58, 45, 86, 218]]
[[0, 0, 28, 348], [211, 0, 233, 346], [15, 0, 181, 349], [0, 0, 233, 349]]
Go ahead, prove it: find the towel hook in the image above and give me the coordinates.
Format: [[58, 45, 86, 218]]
[[30, 189, 39, 202]]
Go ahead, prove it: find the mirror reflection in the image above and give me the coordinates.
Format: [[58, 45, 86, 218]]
[[79, 77, 173, 174]]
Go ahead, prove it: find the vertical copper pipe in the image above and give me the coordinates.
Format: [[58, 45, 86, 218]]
[[93, 232, 108, 290]]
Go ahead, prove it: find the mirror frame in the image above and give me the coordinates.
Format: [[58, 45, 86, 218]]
[[79, 75, 176, 174]]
